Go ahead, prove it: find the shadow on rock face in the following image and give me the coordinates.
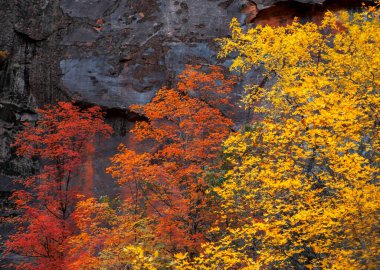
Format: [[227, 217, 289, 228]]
[[243, 0, 373, 26]]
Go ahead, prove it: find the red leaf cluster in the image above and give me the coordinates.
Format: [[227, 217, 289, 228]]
[[4, 102, 112, 270]]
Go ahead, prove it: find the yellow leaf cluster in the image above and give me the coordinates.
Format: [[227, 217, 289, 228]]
[[177, 6, 380, 269]]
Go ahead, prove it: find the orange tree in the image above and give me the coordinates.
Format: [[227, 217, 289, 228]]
[[108, 65, 236, 254], [66, 65, 237, 269], [4, 102, 112, 270]]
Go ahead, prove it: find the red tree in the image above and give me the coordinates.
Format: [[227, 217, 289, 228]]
[[4, 102, 112, 270], [107, 65, 237, 253]]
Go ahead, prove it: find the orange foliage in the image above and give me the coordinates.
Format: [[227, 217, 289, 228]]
[[107, 65, 237, 254], [4, 102, 112, 270], [67, 197, 161, 270]]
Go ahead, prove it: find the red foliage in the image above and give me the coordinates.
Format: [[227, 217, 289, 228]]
[[4, 102, 112, 270]]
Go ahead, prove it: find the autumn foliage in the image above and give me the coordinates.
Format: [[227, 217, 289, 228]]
[[176, 7, 380, 270], [109, 65, 236, 252], [68, 197, 162, 270], [4, 102, 112, 270], [64, 65, 237, 269], [4, 5, 380, 270]]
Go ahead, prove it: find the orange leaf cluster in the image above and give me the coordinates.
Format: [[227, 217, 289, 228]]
[[106, 65, 236, 254]]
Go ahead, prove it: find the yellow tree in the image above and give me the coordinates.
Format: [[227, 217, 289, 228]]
[[176, 7, 380, 270]]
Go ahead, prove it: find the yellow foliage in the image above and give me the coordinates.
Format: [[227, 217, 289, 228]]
[[67, 198, 167, 269], [177, 6, 380, 270]]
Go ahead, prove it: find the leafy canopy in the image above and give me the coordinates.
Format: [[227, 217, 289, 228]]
[[68, 65, 237, 269], [176, 7, 380, 270], [5, 102, 112, 270]]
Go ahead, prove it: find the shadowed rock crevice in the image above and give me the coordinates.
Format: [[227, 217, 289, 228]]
[[243, 0, 374, 25]]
